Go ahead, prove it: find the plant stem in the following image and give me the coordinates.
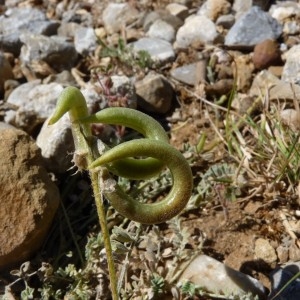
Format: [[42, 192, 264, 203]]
[[90, 170, 119, 300]]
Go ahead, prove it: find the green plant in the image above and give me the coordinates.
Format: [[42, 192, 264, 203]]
[[48, 86, 193, 299], [98, 37, 153, 70]]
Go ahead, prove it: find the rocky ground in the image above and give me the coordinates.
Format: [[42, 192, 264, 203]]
[[1, 0, 300, 299]]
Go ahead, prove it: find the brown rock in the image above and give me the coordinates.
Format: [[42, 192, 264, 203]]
[[0, 52, 14, 94], [203, 0, 231, 22], [253, 39, 282, 70], [254, 238, 277, 265], [205, 79, 234, 97], [234, 54, 254, 92], [135, 72, 174, 114], [0, 129, 60, 270]]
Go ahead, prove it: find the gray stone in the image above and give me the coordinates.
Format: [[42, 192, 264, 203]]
[[0, 129, 60, 270], [160, 13, 184, 31], [225, 6, 282, 46], [175, 15, 219, 48], [81, 82, 108, 113], [146, 19, 176, 42], [109, 76, 137, 109], [179, 254, 267, 299], [37, 114, 74, 174], [74, 27, 98, 56], [135, 72, 174, 114], [143, 10, 183, 33], [131, 38, 175, 63], [6, 81, 64, 132], [0, 7, 59, 55], [250, 70, 281, 97], [61, 9, 93, 28], [43, 70, 77, 86], [82, 76, 137, 112], [57, 22, 81, 38], [170, 63, 197, 86], [282, 45, 300, 84], [166, 3, 189, 20], [269, 82, 300, 101], [269, 262, 300, 300], [143, 11, 161, 32], [102, 3, 140, 34], [20, 33, 78, 74], [216, 14, 235, 28]]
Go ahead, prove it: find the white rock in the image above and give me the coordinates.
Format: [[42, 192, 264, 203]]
[[102, 3, 139, 34], [175, 15, 218, 48], [74, 26, 97, 55], [282, 44, 300, 84], [270, 2, 300, 23], [6, 82, 64, 131], [146, 19, 175, 42], [197, 0, 231, 21], [109, 75, 137, 109], [179, 255, 266, 298], [6, 80, 41, 107], [37, 114, 74, 174], [166, 3, 189, 20], [131, 37, 175, 63]]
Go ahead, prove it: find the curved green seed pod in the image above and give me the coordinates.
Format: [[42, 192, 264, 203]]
[[89, 139, 193, 224], [48, 87, 92, 160], [48, 87, 168, 179], [81, 107, 169, 180], [81, 107, 169, 142], [49, 86, 90, 132]]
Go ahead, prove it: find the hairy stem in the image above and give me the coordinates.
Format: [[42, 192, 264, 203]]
[[90, 171, 118, 299], [49, 87, 119, 300]]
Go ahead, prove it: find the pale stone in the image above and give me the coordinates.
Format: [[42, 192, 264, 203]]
[[166, 3, 189, 20], [254, 238, 277, 264], [175, 15, 218, 48], [102, 3, 139, 34], [197, 0, 231, 21], [179, 255, 266, 298]]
